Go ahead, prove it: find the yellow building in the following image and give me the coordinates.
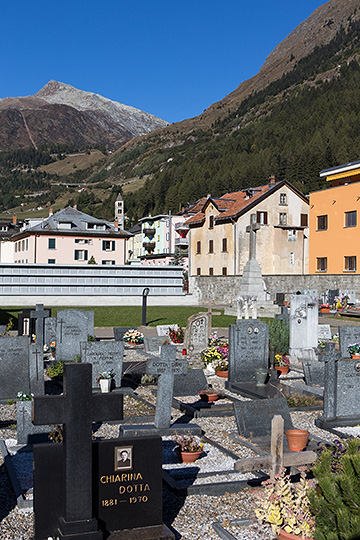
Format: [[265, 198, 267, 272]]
[[185, 179, 309, 276], [309, 160, 360, 274]]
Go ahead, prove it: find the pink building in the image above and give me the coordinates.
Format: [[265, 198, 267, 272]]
[[11, 207, 132, 265]]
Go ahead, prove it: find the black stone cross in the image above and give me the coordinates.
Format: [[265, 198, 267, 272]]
[[30, 304, 50, 347], [246, 213, 260, 260], [32, 363, 124, 537]]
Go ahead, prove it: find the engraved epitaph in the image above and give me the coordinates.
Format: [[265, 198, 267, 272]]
[[80, 341, 124, 388], [56, 309, 94, 361], [184, 313, 209, 355]]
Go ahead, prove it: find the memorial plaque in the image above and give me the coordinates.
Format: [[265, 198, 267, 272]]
[[0, 336, 30, 399], [156, 324, 178, 337], [228, 319, 268, 383], [56, 309, 94, 361], [144, 336, 164, 355], [318, 324, 331, 341], [339, 326, 360, 358], [302, 358, 325, 387], [94, 436, 163, 532], [234, 397, 293, 438], [80, 341, 124, 388]]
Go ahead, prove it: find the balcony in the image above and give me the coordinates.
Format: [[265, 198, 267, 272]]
[[175, 237, 189, 247], [143, 241, 155, 251], [143, 227, 156, 236], [175, 222, 189, 233]]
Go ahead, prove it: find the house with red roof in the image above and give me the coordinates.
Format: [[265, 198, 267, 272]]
[[185, 177, 309, 277]]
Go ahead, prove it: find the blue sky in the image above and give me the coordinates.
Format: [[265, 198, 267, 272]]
[[1, 0, 326, 124]]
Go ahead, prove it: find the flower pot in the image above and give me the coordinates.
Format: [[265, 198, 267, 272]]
[[277, 529, 314, 540], [320, 308, 330, 313], [215, 370, 228, 378], [285, 429, 310, 451], [198, 392, 219, 402], [275, 366, 289, 375], [351, 354, 360, 359], [255, 369, 268, 386], [180, 450, 203, 463], [99, 379, 111, 393]]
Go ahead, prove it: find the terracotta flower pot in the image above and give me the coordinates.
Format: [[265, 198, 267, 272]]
[[275, 365, 289, 375], [198, 392, 219, 402], [285, 429, 310, 451], [277, 529, 314, 540], [351, 354, 360, 359], [180, 450, 202, 463], [320, 308, 330, 313], [215, 370, 228, 378]]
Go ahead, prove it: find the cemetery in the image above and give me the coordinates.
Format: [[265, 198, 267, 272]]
[[1, 296, 360, 540]]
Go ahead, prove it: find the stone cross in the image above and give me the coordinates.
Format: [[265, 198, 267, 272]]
[[32, 363, 124, 537], [30, 304, 50, 347], [246, 213, 260, 260], [146, 345, 188, 428]]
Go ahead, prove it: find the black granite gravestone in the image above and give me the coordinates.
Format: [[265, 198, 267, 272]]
[[173, 368, 207, 396], [114, 327, 132, 341], [33, 363, 124, 540], [234, 397, 293, 439]]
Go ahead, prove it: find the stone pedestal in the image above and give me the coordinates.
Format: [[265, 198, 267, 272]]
[[238, 260, 267, 303]]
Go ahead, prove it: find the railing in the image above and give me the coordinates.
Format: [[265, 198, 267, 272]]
[[143, 228, 156, 236], [143, 242, 156, 251], [175, 222, 189, 232], [175, 237, 189, 246]]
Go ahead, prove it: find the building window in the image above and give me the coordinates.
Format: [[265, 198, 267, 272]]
[[25, 239, 28, 250], [15, 243, 17, 253], [102, 240, 115, 251], [300, 214, 308, 227], [22, 240, 25, 251], [344, 256, 356, 272], [48, 238, 56, 250], [209, 267, 214, 276], [75, 238, 90, 244], [74, 249, 88, 261], [166, 232, 170, 241], [222, 267, 227, 276], [48, 259, 56, 264], [289, 252, 295, 265], [280, 193, 287, 205], [222, 238, 227, 252], [345, 211, 357, 228], [317, 215, 328, 230], [166, 219, 170, 227], [256, 211, 268, 225], [209, 215, 214, 229], [316, 257, 327, 272], [102, 260, 116, 265], [209, 240, 214, 253], [196, 241, 201, 254], [287, 230, 297, 242], [279, 213, 287, 225], [197, 267, 201, 275]]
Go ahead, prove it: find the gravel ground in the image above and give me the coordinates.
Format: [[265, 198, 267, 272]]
[[0, 353, 345, 540]]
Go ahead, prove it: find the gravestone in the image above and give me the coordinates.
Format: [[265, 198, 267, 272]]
[[56, 309, 94, 361], [33, 363, 124, 540], [341, 289, 356, 304], [302, 354, 325, 387], [276, 306, 289, 323], [156, 324, 179, 337], [327, 289, 339, 306], [237, 295, 257, 320], [144, 336, 164, 355], [29, 343, 45, 396], [228, 319, 269, 384], [238, 213, 267, 302], [113, 327, 132, 341], [0, 336, 31, 400], [44, 317, 57, 348], [234, 397, 293, 438], [316, 342, 360, 428], [173, 368, 207, 396], [30, 304, 50, 347], [318, 324, 332, 341], [289, 293, 318, 360], [17, 400, 49, 444], [339, 326, 360, 358], [183, 313, 209, 356], [80, 341, 124, 388]]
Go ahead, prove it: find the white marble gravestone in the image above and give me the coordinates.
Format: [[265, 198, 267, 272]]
[[289, 293, 318, 362]]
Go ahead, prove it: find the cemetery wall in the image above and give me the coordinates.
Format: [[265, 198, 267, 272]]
[[190, 274, 360, 304]]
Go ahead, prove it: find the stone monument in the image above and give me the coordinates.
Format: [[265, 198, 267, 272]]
[[238, 214, 267, 302], [289, 293, 318, 363]]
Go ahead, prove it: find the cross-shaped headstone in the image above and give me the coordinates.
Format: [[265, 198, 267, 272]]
[[30, 304, 50, 347], [32, 363, 124, 536], [246, 213, 260, 260], [146, 345, 188, 428]]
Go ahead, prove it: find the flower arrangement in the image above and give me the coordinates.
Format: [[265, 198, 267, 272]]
[[254, 468, 315, 538], [212, 357, 229, 372], [202, 342, 229, 366], [319, 304, 331, 309], [275, 353, 290, 367], [167, 326, 184, 343], [97, 369, 114, 382], [123, 329, 144, 344], [208, 331, 221, 346], [50, 341, 56, 352], [348, 343, 360, 356], [17, 391, 34, 401], [173, 433, 203, 453]]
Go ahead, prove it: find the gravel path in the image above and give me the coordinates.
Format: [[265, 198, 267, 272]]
[[0, 356, 344, 540]]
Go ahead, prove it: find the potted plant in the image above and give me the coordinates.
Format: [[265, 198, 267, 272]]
[[123, 329, 144, 345], [254, 468, 315, 540], [97, 369, 114, 392], [198, 388, 220, 402], [275, 353, 290, 375], [347, 342, 360, 359], [319, 304, 331, 313], [213, 356, 229, 378], [173, 433, 204, 463]]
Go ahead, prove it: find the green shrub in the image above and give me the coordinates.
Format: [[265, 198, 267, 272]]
[[47, 360, 64, 380], [269, 319, 289, 355]]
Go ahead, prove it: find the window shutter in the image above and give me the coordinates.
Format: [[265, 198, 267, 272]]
[[84, 250, 88, 261], [74, 250, 79, 260], [102, 240, 106, 250], [264, 212, 268, 225], [256, 212, 260, 223], [112, 241, 115, 251]]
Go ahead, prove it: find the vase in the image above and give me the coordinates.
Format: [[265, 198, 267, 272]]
[[275, 365, 289, 375], [180, 450, 203, 463], [277, 529, 314, 540], [255, 369, 268, 386], [215, 370, 228, 378], [99, 379, 111, 393], [285, 429, 310, 451], [198, 392, 219, 402]]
